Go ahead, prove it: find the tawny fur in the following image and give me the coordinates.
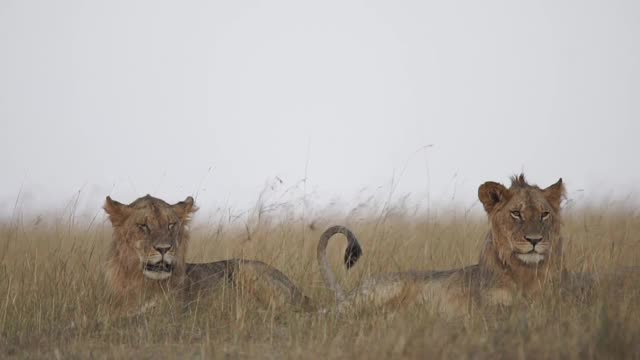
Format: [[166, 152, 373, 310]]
[[318, 174, 568, 316], [104, 195, 314, 313]]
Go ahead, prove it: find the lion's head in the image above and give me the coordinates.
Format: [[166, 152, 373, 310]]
[[478, 174, 565, 270], [103, 195, 197, 296]]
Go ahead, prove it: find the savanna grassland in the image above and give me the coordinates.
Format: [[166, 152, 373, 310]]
[[1, 197, 639, 359]]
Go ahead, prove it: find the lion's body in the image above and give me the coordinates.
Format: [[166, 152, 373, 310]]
[[184, 259, 313, 310], [319, 175, 567, 316], [333, 241, 560, 315], [334, 267, 476, 314], [103, 195, 313, 313]]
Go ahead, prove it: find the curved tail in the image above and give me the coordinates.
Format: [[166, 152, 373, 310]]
[[317, 225, 363, 302]]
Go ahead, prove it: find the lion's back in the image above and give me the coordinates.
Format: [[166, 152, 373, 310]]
[[185, 260, 237, 293]]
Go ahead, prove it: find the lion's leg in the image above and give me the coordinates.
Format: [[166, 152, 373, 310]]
[[331, 280, 418, 313]]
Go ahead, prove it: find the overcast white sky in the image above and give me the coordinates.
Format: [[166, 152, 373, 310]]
[[1, 0, 639, 218]]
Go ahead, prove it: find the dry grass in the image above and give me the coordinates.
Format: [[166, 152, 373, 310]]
[[1, 199, 639, 359]]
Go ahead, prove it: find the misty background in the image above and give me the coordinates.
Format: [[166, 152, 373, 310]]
[[1, 0, 639, 222]]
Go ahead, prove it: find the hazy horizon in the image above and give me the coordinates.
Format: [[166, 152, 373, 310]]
[[1, 0, 639, 219]]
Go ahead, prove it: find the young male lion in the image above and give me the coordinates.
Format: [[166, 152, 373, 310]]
[[318, 174, 567, 316], [103, 195, 323, 313]]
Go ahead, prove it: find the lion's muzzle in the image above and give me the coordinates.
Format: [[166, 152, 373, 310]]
[[514, 234, 549, 265], [144, 262, 173, 273], [516, 252, 545, 264], [143, 260, 173, 280], [524, 234, 543, 246], [142, 250, 175, 280]]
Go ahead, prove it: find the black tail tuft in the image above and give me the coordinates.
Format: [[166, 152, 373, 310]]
[[344, 240, 363, 269]]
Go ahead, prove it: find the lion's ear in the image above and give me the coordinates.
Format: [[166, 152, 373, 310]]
[[104, 196, 131, 226], [543, 178, 565, 211], [478, 181, 509, 214], [173, 196, 198, 224]]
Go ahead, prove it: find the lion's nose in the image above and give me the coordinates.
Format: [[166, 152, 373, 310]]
[[154, 244, 172, 255], [524, 234, 543, 246]]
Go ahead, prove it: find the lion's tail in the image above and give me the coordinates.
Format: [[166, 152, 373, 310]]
[[316, 225, 363, 302]]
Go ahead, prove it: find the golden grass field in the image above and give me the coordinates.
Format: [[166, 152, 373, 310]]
[[1, 197, 639, 359]]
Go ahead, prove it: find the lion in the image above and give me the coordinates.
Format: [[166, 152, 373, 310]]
[[317, 174, 567, 316], [103, 194, 353, 314]]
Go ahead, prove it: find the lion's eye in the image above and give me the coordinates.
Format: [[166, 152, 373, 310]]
[[510, 211, 522, 220], [168, 222, 177, 231], [541, 212, 550, 220], [137, 223, 150, 233]]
